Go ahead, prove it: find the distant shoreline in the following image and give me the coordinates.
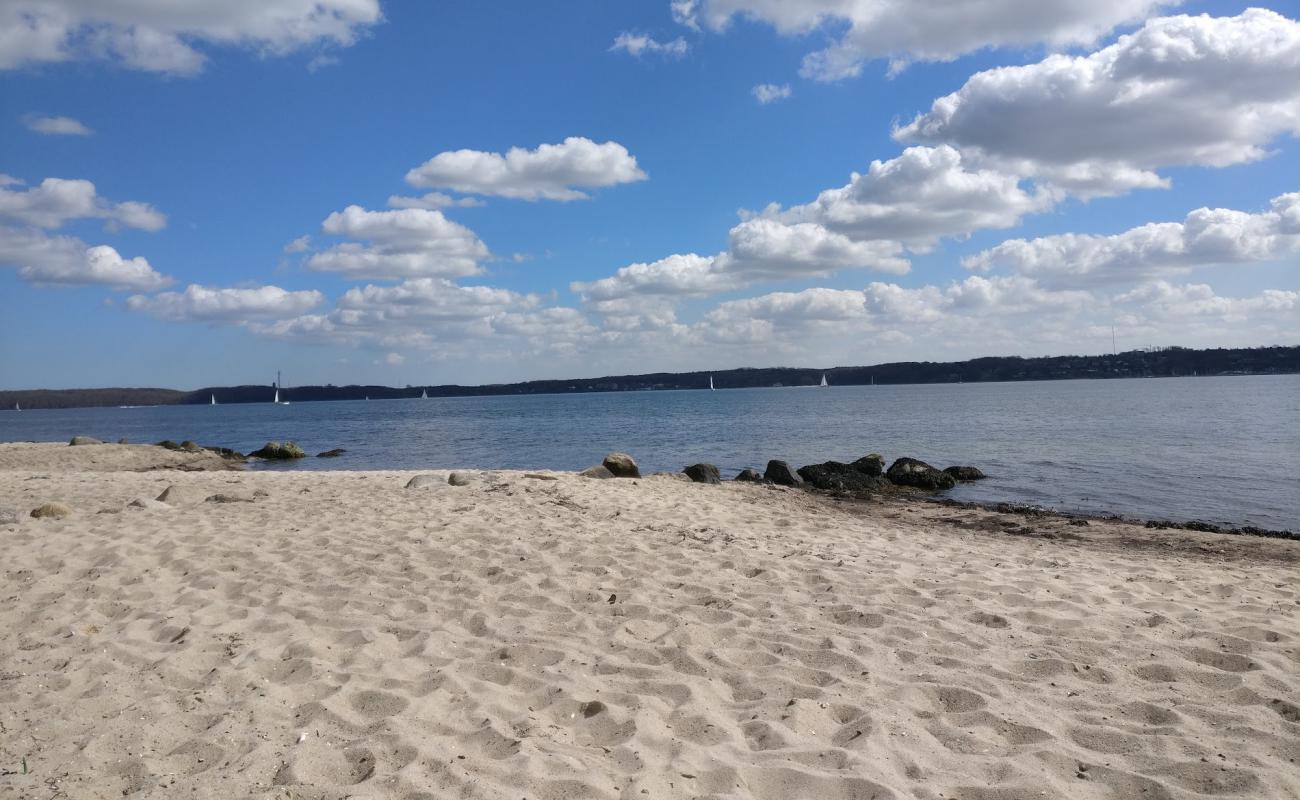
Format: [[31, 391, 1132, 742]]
[[3, 344, 1297, 410]]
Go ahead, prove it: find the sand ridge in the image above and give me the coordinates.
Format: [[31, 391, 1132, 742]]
[[0, 444, 1297, 799]]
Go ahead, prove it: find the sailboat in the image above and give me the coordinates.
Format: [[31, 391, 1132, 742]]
[[420, 389, 428, 399], [13, 402, 19, 411], [210, 394, 216, 405], [274, 371, 291, 405], [819, 373, 829, 387], [709, 375, 715, 391]]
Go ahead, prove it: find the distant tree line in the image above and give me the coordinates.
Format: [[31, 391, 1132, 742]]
[[2, 345, 1296, 410]]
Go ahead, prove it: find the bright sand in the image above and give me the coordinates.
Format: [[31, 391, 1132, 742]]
[[0, 442, 1296, 799]]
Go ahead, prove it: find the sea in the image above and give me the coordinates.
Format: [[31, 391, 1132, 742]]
[[3, 374, 1297, 530]]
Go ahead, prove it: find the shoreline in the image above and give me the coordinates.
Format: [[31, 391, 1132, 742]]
[[2, 442, 1298, 798]]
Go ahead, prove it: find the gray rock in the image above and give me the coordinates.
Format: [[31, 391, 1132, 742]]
[[69, 436, 102, 446], [30, 502, 71, 519], [851, 453, 886, 476], [601, 452, 641, 478], [651, 471, 691, 481], [579, 465, 614, 479], [944, 465, 987, 481], [250, 441, 306, 459], [178, 440, 202, 453], [734, 469, 764, 482], [448, 471, 476, 486], [405, 474, 444, 489], [764, 460, 802, 487], [204, 493, 254, 504], [117, 438, 129, 444], [684, 463, 721, 484], [317, 448, 346, 458], [797, 461, 888, 493], [156, 440, 182, 450], [886, 457, 957, 490], [0, 508, 20, 525]]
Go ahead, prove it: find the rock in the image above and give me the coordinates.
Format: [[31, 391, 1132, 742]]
[[448, 471, 476, 486], [117, 438, 129, 444], [405, 474, 444, 489], [30, 502, 71, 519], [205, 493, 254, 504], [0, 508, 20, 525], [253, 489, 270, 498], [69, 436, 102, 446], [579, 465, 615, 479], [601, 452, 641, 478], [886, 457, 957, 490], [796, 461, 888, 493], [204, 446, 247, 461], [156, 440, 182, 450], [683, 463, 721, 484], [179, 440, 202, 453], [523, 473, 559, 481], [734, 469, 764, 482], [851, 453, 886, 476], [651, 471, 691, 481], [250, 441, 306, 460], [943, 465, 986, 481], [155, 485, 199, 505], [316, 448, 346, 458], [764, 460, 803, 487]]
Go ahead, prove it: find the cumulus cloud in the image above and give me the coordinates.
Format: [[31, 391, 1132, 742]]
[[771, 145, 1052, 248], [966, 192, 1300, 287], [387, 192, 484, 210], [610, 32, 688, 58], [126, 283, 324, 321], [306, 205, 490, 280], [0, 0, 383, 75], [21, 113, 92, 135], [0, 226, 170, 290], [405, 137, 647, 201], [0, 177, 166, 231], [896, 9, 1300, 196], [676, 0, 1173, 80], [1115, 281, 1299, 321], [751, 83, 791, 104], [283, 235, 310, 253]]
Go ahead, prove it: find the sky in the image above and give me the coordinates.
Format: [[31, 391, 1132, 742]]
[[1, 0, 1297, 390]]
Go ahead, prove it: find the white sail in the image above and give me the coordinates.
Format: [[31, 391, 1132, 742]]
[[421, 389, 428, 399], [13, 402, 18, 411], [820, 373, 828, 387], [709, 375, 715, 391], [273, 388, 279, 404], [210, 394, 216, 405]]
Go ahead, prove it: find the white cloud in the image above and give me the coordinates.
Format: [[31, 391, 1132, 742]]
[[1116, 281, 1299, 321], [0, 226, 171, 290], [676, 0, 1173, 80], [966, 192, 1300, 287], [752, 83, 791, 104], [126, 283, 324, 321], [306, 205, 490, 280], [771, 145, 1052, 247], [0, 0, 383, 75], [21, 113, 92, 135], [405, 137, 647, 201], [896, 9, 1300, 196], [283, 235, 310, 253], [610, 32, 688, 58], [383, 352, 405, 365], [387, 192, 484, 210], [0, 177, 166, 231]]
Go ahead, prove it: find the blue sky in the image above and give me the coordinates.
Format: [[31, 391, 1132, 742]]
[[1, 0, 1297, 389]]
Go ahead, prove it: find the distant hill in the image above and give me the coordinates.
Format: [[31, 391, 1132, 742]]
[[3, 345, 1297, 410]]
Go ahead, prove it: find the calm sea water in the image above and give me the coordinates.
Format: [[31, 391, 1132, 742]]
[[2, 375, 1297, 530]]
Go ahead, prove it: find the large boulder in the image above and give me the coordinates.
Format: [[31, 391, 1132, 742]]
[[886, 457, 956, 490], [734, 468, 764, 482], [601, 452, 641, 478], [764, 460, 802, 487], [405, 474, 444, 489], [69, 436, 102, 446], [178, 440, 202, 453], [156, 440, 182, 450], [851, 453, 885, 476], [796, 462, 888, 493], [31, 502, 71, 519], [944, 465, 986, 481], [448, 471, 477, 486], [250, 441, 306, 460], [683, 463, 721, 484], [579, 465, 615, 479]]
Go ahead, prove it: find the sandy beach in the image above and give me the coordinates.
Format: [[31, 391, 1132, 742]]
[[0, 442, 1297, 800]]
